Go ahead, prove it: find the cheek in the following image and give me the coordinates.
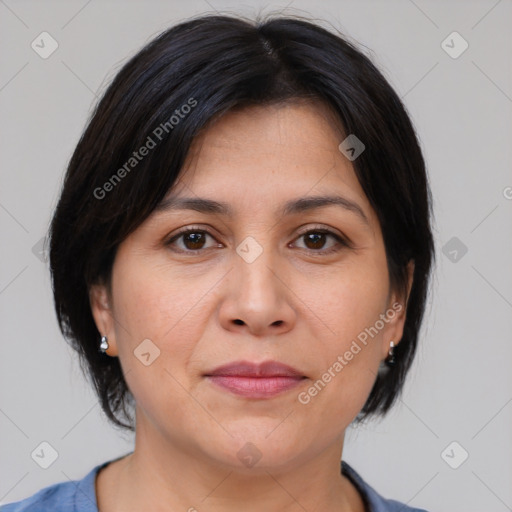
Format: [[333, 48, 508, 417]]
[[109, 258, 215, 430], [111, 254, 211, 345], [110, 253, 222, 402], [298, 253, 389, 349], [293, 255, 389, 414]]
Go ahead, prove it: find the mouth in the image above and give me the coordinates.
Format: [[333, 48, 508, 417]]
[[204, 360, 307, 399]]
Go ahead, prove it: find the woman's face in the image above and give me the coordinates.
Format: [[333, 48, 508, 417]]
[[91, 101, 410, 470]]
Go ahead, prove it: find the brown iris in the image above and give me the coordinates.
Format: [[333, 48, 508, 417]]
[[303, 232, 327, 250], [182, 232, 207, 250]]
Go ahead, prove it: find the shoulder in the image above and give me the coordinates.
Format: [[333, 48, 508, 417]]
[[0, 481, 79, 512], [342, 461, 431, 512], [0, 463, 103, 512]]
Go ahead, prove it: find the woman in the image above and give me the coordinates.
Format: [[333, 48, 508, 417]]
[[2, 12, 434, 512]]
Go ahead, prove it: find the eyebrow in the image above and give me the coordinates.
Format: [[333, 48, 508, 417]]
[[155, 194, 370, 226]]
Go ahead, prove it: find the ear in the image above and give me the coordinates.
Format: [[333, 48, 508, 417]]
[[382, 260, 415, 357], [89, 283, 118, 357]]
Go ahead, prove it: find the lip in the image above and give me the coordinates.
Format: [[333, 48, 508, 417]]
[[204, 360, 306, 399]]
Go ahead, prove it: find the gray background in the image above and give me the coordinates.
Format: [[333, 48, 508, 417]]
[[1, 0, 511, 510]]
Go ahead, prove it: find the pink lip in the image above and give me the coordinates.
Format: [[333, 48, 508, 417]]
[[204, 360, 306, 399]]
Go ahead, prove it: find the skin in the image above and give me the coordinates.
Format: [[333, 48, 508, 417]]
[[90, 100, 413, 512]]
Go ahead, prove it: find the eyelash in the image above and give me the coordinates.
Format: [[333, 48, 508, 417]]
[[165, 225, 350, 255]]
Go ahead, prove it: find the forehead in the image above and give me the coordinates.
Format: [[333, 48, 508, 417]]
[[168, 101, 371, 213]]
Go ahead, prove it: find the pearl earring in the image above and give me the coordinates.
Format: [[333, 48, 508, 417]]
[[99, 335, 109, 352], [386, 341, 396, 366]]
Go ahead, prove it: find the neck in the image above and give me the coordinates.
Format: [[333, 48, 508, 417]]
[[101, 416, 363, 512]]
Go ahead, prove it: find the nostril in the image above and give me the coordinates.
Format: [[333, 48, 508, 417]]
[[233, 319, 244, 325]]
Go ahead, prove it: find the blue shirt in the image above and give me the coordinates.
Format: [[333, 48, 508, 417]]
[[1, 458, 430, 511]]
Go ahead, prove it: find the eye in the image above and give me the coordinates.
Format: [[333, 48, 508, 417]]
[[165, 228, 221, 253], [292, 228, 349, 254], [165, 226, 350, 255]]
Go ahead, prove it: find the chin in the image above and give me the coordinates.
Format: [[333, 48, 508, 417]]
[[198, 422, 306, 471]]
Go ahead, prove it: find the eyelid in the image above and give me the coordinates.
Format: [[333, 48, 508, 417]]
[[165, 224, 352, 253], [292, 226, 352, 252], [165, 225, 220, 252], [295, 222, 352, 244], [295, 223, 344, 238]]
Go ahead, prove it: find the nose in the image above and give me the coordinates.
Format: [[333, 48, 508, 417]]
[[217, 243, 297, 337]]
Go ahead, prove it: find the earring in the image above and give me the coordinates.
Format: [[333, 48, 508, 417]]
[[385, 341, 396, 366], [378, 341, 396, 378], [99, 335, 109, 353]]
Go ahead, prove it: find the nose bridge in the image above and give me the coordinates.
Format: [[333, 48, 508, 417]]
[[234, 234, 280, 298]]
